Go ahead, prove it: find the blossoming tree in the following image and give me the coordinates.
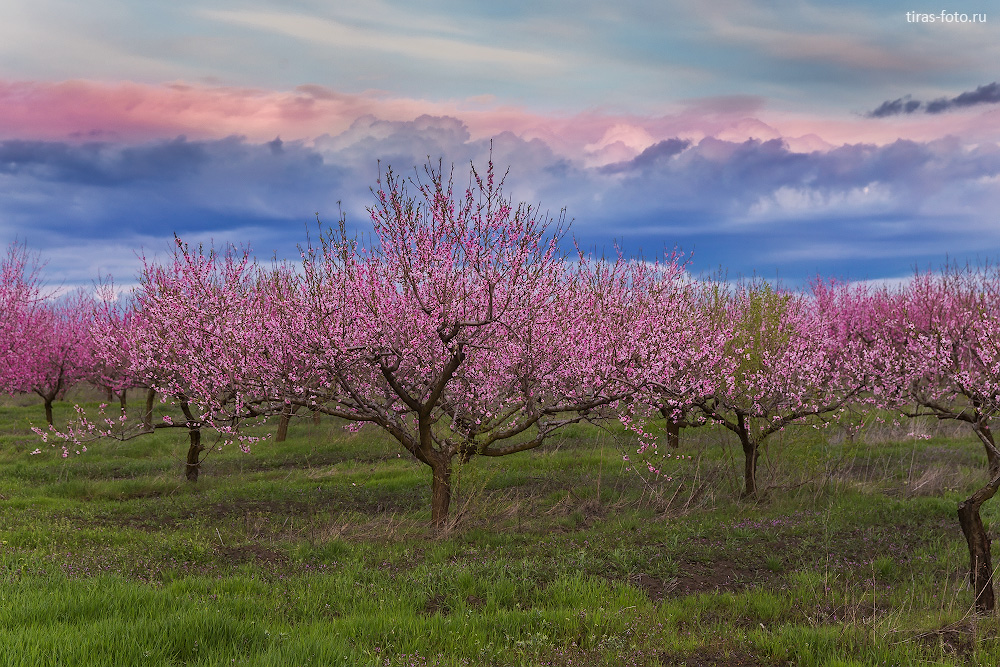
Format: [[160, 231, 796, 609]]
[[686, 280, 871, 497], [27, 290, 96, 425], [0, 241, 43, 396], [46, 240, 283, 480], [893, 268, 1000, 475], [292, 159, 661, 526], [885, 265, 1000, 612]]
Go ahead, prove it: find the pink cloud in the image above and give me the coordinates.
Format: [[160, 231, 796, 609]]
[[0, 79, 660, 160], [765, 107, 1000, 149], [0, 79, 499, 143], [0, 79, 605, 146], [0, 79, 991, 163]]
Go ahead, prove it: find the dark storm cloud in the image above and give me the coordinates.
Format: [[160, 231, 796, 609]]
[[867, 96, 922, 118], [866, 82, 1000, 117], [0, 136, 348, 243], [0, 135, 341, 193], [0, 137, 208, 185], [926, 82, 1000, 113], [600, 138, 691, 174]]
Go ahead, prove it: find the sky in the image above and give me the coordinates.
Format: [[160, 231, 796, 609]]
[[1, 0, 998, 288]]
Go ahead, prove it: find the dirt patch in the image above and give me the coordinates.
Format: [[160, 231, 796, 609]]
[[910, 619, 981, 660], [422, 594, 448, 616], [631, 557, 771, 602], [632, 573, 678, 601], [217, 544, 288, 566]]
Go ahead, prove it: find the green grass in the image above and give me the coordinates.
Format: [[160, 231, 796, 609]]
[[0, 393, 999, 665]]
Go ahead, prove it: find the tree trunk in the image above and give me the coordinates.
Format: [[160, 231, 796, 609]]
[[35, 387, 59, 426], [275, 404, 300, 442], [105, 386, 113, 402], [179, 399, 203, 482], [977, 422, 1000, 478], [143, 388, 155, 431], [119, 388, 127, 414], [659, 408, 682, 448], [276, 412, 290, 442], [312, 410, 321, 425], [741, 437, 759, 498], [735, 412, 759, 498], [957, 470, 1000, 613], [665, 420, 681, 449], [185, 427, 203, 482], [430, 457, 453, 528]]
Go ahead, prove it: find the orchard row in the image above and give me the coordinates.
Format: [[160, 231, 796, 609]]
[[3, 159, 1000, 609]]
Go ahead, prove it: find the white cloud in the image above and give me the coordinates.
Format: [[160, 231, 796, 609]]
[[742, 182, 895, 223]]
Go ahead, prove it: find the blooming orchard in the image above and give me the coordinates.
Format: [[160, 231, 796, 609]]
[[8, 159, 1000, 608]]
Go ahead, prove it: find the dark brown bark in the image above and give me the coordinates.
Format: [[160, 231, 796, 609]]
[[312, 410, 321, 425], [734, 412, 759, 497], [665, 420, 681, 449], [957, 470, 1000, 613], [119, 388, 127, 414], [275, 404, 301, 442], [143, 388, 155, 431], [741, 437, 759, 498], [185, 428, 203, 482], [659, 408, 684, 448], [35, 384, 61, 426], [430, 456, 452, 528], [276, 413, 290, 442], [179, 399, 203, 482], [415, 408, 454, 528], [977, 422, 1000, 478]]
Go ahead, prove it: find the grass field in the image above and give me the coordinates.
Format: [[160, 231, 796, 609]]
[[1, 392, 999, 666]]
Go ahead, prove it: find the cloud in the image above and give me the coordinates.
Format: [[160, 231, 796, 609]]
[[0, 135, 351, 248], [0, 79, 514, 144], [927, 82, 1000, 114], [867, 82, 1000, 117], [4, 77, 994, 168], [599, 136, 1000, 213], [600, 138, 691, 174], [3, 104, 1000, 288], [867, 96, 922, 118], [0, 137, 208, 186], [556, 134, 1000, 282]]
